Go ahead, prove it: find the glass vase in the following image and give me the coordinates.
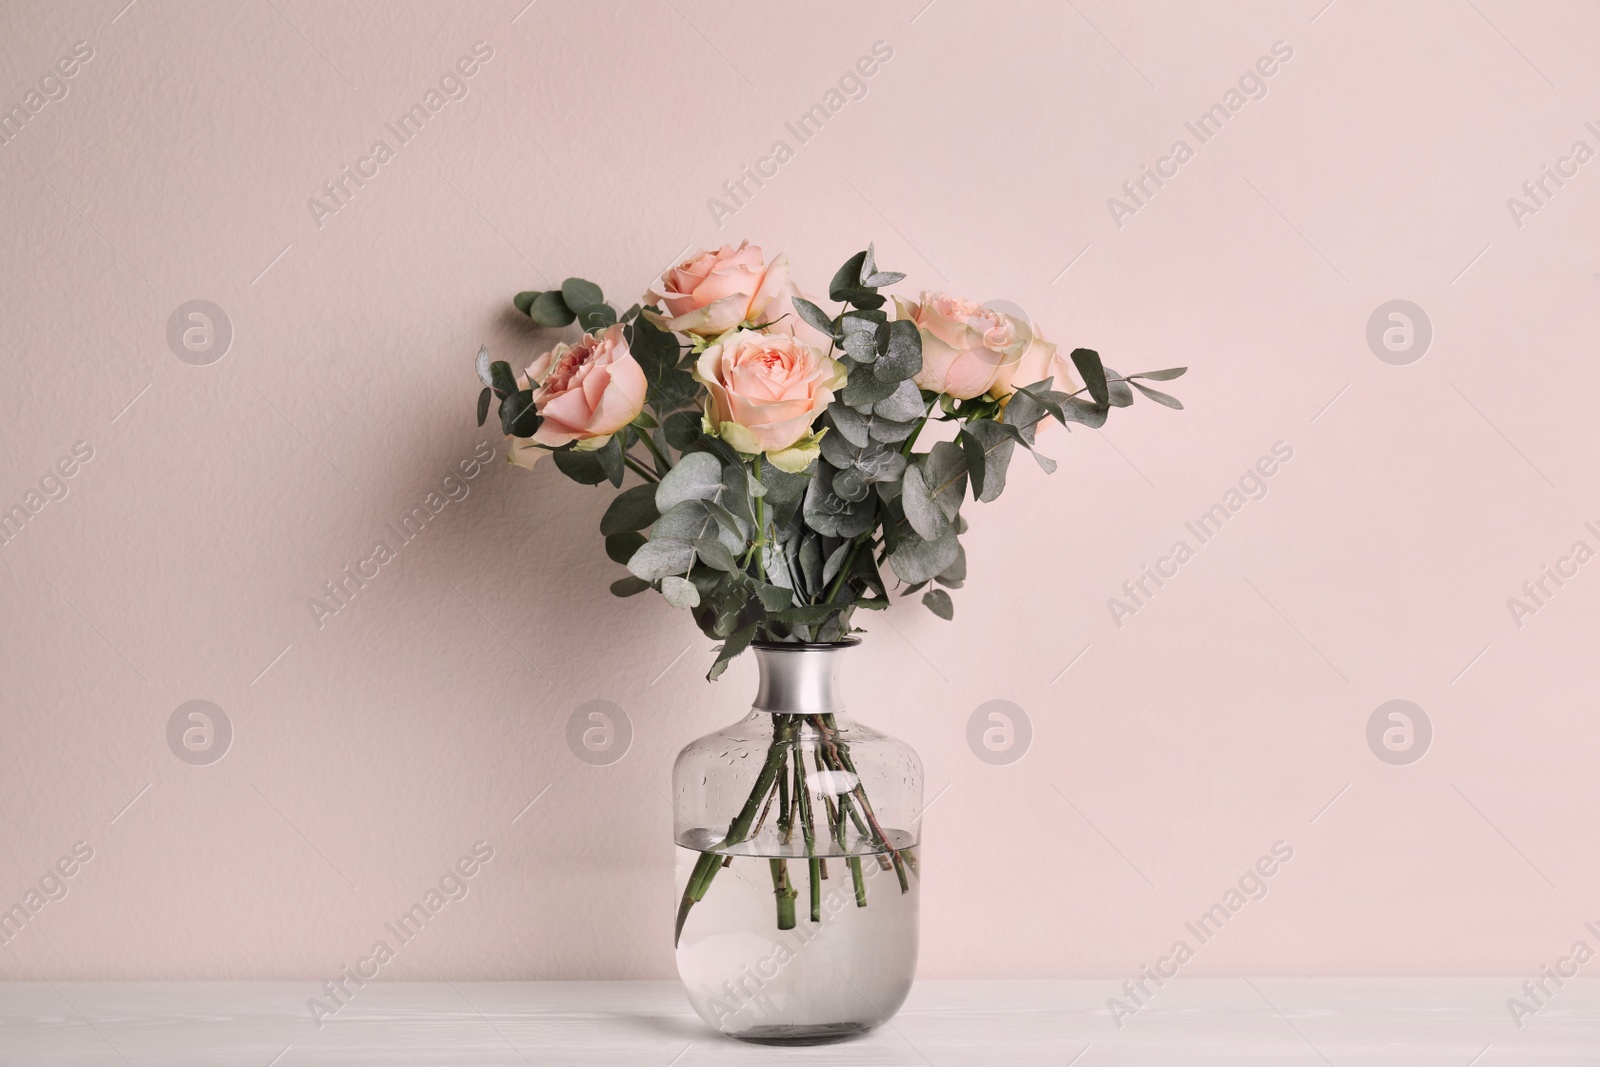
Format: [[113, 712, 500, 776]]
[[671, 639, 922, 1044]]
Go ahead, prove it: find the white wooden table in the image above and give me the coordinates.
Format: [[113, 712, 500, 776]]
[[2, 980, 1594, 1065]]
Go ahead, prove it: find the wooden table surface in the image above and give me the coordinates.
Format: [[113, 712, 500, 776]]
[[2, 979, 1595, 1065]]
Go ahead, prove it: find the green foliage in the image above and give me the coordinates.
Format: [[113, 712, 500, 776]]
[[470, 251, 1188, 677]]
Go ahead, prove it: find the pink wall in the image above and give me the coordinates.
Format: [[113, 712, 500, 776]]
[[2, 0, 1598, 982]]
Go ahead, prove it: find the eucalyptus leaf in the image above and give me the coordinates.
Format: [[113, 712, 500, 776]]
[[530, 290, 576, 328], [600, 483, 660, 535], [798, 535, 823, 596], [923, 440, 969, 521], [513, 291, 538, 317], [595, 435, 625, 487], [610, 576, 651, 597], [829, 250, 869, 301], [803, 463, 875, 539], [900, 465, 949, 540], [1131, 381, 1184, 409], [887, 526, 960, 586], [822, 541, 852, 586], [960, 421, 1017, 503], [577, 304, 616, 331], [841, 314, 884, 363], [1104, 367, 1134, 407], [792, 297, 837, 339], [922, 588, 954, 620], [475, 346, 493, 387], [489, 360, 518, 398], [561, 277, 604, 311], [1071, 347, 1108, 405], [873, 379, 925, 423], [476, 387, 491, 427], [656, 452, 724, 512], [832, 467, 869, 502], [664, 410, 701, 450], [660, 575, 700, 609], [605, 531, 647, 565], [827, 404, 870, 447], [1130, 367, 1187, 381], [874, 320, 922, 382], [694, 536, 740, 574], [552, 447, 608, 484], [841, 361, 898, 406], [628, 538, 696, 581]]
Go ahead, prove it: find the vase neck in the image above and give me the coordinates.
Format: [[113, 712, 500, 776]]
[[751, 644, 851, 716]]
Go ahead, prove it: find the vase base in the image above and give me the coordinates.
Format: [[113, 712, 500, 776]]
[[728, 1021, 874, 1045]]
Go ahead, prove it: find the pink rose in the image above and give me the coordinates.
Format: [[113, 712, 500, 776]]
[[694, 330, 847, 472], [524, 324, 647, 449], [647, 242, 790, 337], [989, 327, 1079, 399], [895, 292, 1028, 400]]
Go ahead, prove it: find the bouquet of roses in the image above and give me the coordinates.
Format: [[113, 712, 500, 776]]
[[474, 241, 1183, 937], [475, 240, 1185, 679]]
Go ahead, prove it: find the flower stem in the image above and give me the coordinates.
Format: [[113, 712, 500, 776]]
[[674, 716, 799, 946], [623, 454, 659, 483], [635, 430, 673, 475]]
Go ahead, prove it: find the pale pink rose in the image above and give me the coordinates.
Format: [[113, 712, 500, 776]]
[[523, 324, 647, 449], [989, 327, 1079, 399], [694, 330, 847, 472], [896, 292, 1028, 400], [647, 242, 790, 337]]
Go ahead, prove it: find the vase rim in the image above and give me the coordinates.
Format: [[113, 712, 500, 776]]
[[751, 638, 862, 652]]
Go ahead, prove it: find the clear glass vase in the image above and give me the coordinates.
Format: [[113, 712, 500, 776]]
[[671, 640, 923, 1044]]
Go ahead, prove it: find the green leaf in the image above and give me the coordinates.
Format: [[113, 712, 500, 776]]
[[922, 588, 954, 620], [552, 447, 608, 484], [577, 304, 616, 331], [596, 435, 625, 487], [708, 624, 758, 681], [628, 317, 697, 413], [874, 320, 922, 382], [756, 583, 793, 611], [475, 345, 493, 387], [1131, 381, 1184, 409], [792, 297, 837, 339], [652, 500, 727, 552], [829, 250, 869, 301], [1071, 347, 1108, 405], [887, 526, 960, 586], [562, 278, 604, 311], [600, 483, 660, 535], [605, 531, 646, 565], [923, 441, 968, 521], [873, 380, 925, 423], [530, 290, 576, 328], [841, 360, 898, 406], [628, 538, 696, 581], [900, 465, 948, 540], [664, 410, 702, 450], [1104, 368, 1134, 407], [822, 541, 852, 586], [960, 421, 1017, 503], [660, 575, 700, 609], [489, 360, 518, 398], [803, 462, 876, 539], [513, 291, 538, 316], [500, 389, 539, 437], [1130, 367, 1187, 381], [841, 313, 884, 362], [656, 451, 724, 512], [610, 576, 651, 597], [476, 387, 491, 427]]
